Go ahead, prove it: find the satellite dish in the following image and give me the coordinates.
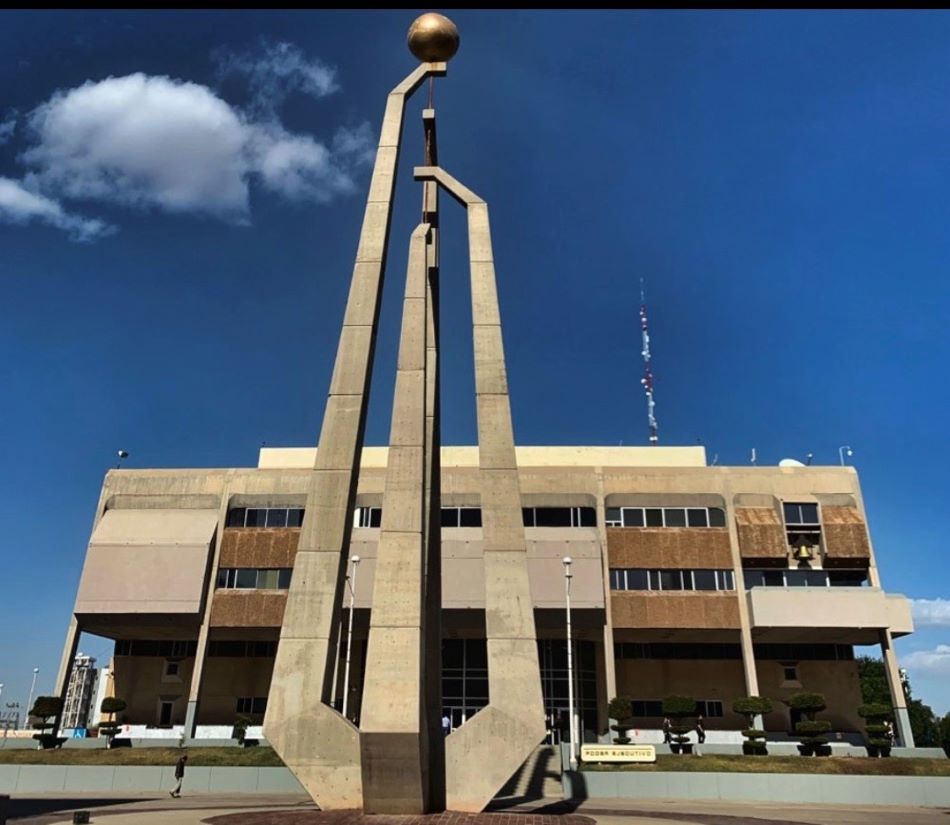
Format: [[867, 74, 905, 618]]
[[779, 458, 805, 467]]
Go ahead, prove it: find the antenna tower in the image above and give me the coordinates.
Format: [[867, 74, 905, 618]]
[[640, 279, 659, 444]]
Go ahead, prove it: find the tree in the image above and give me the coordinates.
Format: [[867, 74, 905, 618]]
[[662, 696, 696, 754], [30, 696, 63, 749], [939, 712, 950, 758], [733, 696, 773, 755], [99, 697, 127, 745], [607, 695, 635, 744], [787, 693, 831, 756], [857, 656, 939, 746]]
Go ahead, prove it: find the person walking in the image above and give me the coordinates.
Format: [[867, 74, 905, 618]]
[[441, 711, 451, 737], [696, 715, 706, 745], [662, 717, 672, 745], [170, 754, 187, 798]]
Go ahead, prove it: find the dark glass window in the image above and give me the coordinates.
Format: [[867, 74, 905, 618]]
[[265, 509, 288, 528], [606, 507, 622, 525], [623, 508, 645, 527], [244, 508, 267, 527], [626, 569, 649, 590], [631, 700, 663, 717], [278, 569, 293, 589], [441, 508, 459, 527], [693, 569, 718, 591], [287, 508, 305, 527], [645, 508, 663, 527], [535, 508, 573, 527], [829, 570, 867, 587], [521, 508, 534, 527], [804, 570, 828, 587], [459, 508, 482, 527], [235, 569, 257, 588], [687, 508, 708, 527], [784, 502, 819, 525], [719, 570, 735, 590], [226, 508, 246, 527], [744, 570, 764, 587], [763, 570, 785, 587], [442, 639, 464, 668], [609, 569, 625, 590], [578, 507, 597, 527], [664, 508, 687, 527], [709, 508, 726, 527], [658, 570, 683, 590]]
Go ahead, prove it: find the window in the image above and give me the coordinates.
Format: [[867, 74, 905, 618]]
[[615, 642, 743, 660], [216, 568, 293, 590], [744, 569, 867, 589], [523, 507, 596, 528], [828, 570, 867, 587], [164, 660, 180, 677], [354, 506, 382, 528], [236, 696, 267, 715], [441, 507, 483, 528], [783, 503, 820, 525], [226, 507, 305, 528], [782, 664, 799, 683], [695, 700, 724, 718], [208, 640, 278, 657], [609, 568, 735, 592], [630, 700, 664, 717], [607, 507, 726, 528], [114, 640, 198, 657]]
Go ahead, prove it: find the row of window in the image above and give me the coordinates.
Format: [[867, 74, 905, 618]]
[[216, 568, 293, 590], [605, 507, 726, 529], [236, 696, 267, 715], [226, 502, 830, 531], [227, 507, 305, 528], [744, 569, 867, 588], [209, 640, 278, 658], [613, 642, 855, 661], [355, 506, 597, 529], [609, 568, 735, 592], [623, 699, 724, 719], [115, 640, 198, 657]]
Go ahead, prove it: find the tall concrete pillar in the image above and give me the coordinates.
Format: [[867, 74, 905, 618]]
[[263, 61, 445, 810], [880, 629, 914, 747], [416, 165, 546, 812]]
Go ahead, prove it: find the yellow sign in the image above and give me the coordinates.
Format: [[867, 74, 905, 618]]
[[581, 744, 657, 763]]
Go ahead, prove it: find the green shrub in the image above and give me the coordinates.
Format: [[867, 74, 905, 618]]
[[29, 696, 63, 748], [99, 697, 127, 744], [733, 697, 773, 756], [859, 702, 894, 756], [608, 696, 635, 745], [787, 693, 830, 756], [662, 696, 696, 753]]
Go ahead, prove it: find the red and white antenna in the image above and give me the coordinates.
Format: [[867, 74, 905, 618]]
[[639, 278, 659, 445]]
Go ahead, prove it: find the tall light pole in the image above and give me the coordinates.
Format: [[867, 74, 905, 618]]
[[24, 667, 39, 729], [839, 445, 853, 466], [341, 555, 361, 723], [563, 556, 577, 770]]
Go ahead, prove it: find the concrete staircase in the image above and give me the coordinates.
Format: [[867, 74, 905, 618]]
[[492, 745, 562, 804]]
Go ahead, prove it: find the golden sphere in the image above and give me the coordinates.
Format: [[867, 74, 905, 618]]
[[407, 13, 460, 63]]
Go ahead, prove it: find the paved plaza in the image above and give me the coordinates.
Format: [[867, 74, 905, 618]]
[[4, 794, 948, 825]]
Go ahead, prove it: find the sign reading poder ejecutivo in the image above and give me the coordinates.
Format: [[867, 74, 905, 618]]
[[581, 744, 657, 763]]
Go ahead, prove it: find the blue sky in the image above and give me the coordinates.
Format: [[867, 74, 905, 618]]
[[0, 10, 948, 719]]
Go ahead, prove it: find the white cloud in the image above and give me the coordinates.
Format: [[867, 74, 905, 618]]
[[7, 70, 374, 240], [0, 177, 114, 242], [902, 644, 950, 675], [910, 598, 950, 628], [213, 40, 338, 118]]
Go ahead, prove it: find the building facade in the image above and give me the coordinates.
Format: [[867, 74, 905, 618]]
[[55, 444, 915, 748], [61, 653, 99, 731]]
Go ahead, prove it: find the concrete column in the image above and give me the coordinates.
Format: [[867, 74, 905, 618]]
[[184, 470, 234, 740], [359, 223, 434, 813], [52, 617, 81, 736], [880, 629, 914, 747], [264, 62, 445, 810], [723, 484, 762, 725], [594, 478, 617, 708], [415, 165, 546, 812]]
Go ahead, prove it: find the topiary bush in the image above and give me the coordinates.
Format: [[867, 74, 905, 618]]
[[733, 696, 772, 755], [99, 697, 127, 746], [608, 695, 635, 744], [787, 693, 831, 756], [662, 695, 697, 754], [859, 702, 894, 758], [30, 696, 64, 749]]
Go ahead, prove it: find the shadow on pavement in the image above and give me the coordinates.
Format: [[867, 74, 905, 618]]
[[7, 797, 147, 820]]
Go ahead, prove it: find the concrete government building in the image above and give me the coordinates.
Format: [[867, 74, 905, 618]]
[[57, 444, 915, 748], [52, 12, 919, 814]]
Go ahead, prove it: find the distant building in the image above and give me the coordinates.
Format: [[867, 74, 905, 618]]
[[61, 652, 98, 730]]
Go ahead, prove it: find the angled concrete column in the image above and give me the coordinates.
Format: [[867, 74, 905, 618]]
[[415, 165, 546, 812], [264, 62, 445, 810], [360, 223, 435, 813], [880, 629, 914, 747]]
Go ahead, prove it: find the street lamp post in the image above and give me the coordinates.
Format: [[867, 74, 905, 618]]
[[839, 445, 853, 466], [24, 667, 39, 729], [563, 556, 577, 770], [341, 555, 361, 723]]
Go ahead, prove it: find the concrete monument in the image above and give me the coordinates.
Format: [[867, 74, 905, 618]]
[[263, 12, 545, 814]]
